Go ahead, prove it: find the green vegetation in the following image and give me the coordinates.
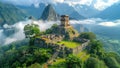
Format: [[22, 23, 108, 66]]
[[0, 22, 120, 68], [24, 23, 40, 45], [0, 45, 52, 68], [45, 23, 79, 40], [24, 23, 40, 38], [66, 54, 82, 68], [76, 51, 90, 61], [0, 2, 27, 26], [89, 40, 105, 59], [79, 32, 96, 40], [48, 59, 66, 68], [57, 40, 80, 48], [45, 24, 59, 34], [52, 59, 65, 65], [28, 63, 41, 68], [85, 57, 108, 68]]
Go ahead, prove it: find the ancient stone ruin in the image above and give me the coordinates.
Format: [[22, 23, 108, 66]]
[[34, 15, 90, 59]]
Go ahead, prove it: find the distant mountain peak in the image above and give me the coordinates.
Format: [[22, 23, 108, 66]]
[[40, 4, 59, 21], [95, 3, 120, 20]]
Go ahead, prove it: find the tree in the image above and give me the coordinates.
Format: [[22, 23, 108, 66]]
[[85, 57, 108, 68], [45, 24, 59, 34], [89, 40, 105, 59], [79, 32, 96, 40], [104, 57, 120, 68], [24, 23, 40, 45], [66, 54, 82, 68], [24, 23, 40, 38], [45, 28, 52, 34], [12, 61, 21, 68], [33, 48, 51, 63], [51, 24, 58, 29]]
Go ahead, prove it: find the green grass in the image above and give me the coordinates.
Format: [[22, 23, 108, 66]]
[[52, 59, 65, 65], [76, 50, 90, 61], [56, 41, 81, 48], [28, 63, 41, 68], [48, 59, 66, 68]]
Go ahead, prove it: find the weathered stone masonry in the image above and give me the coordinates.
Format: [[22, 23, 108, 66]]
[[34, 37, 90, 57]]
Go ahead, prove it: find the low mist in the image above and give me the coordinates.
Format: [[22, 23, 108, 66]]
[[0, 20, 59, 45], [0, 18, 120, 45]]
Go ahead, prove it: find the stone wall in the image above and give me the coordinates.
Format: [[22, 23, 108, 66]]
[[71, 40, 90, 54], [41, 34, 64, 43], [34, 38, 90, 57]]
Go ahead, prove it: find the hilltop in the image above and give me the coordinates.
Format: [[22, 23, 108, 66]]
[[0, 15, 120, 68]]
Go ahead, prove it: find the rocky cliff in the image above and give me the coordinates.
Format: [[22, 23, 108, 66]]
[[40, 4, 59, 21]]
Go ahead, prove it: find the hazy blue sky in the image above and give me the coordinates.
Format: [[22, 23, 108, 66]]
[[0, 0, 119, 10]]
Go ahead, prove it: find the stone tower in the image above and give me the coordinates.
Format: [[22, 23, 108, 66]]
[[60, 15, 70, 27]]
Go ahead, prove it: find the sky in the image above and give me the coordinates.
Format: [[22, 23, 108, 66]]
[[0, 0, 120, 10]]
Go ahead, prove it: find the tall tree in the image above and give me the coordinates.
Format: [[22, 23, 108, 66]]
[[24, 23, 40, 45], [24, 23, 40, 38], [66, 55, 82, 68]]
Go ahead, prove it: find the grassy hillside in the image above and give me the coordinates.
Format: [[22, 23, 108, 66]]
[[0, 28, 120, 68], [0, 2, 27, 27]]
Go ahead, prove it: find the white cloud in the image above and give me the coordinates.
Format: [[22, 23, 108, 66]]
[[1, 18, 120, 45], [32, 20, 60, 31], [98, 22, 118, 27], [70, 18, 120, 27], [1, 0, 119, 10], [70, 18, 103, 24], [94, 0, 119, 10], [98, 19, 120, 27], [0, 20, 59, 45], [62, 0, 93, 6], [1, 0, 64, 6]]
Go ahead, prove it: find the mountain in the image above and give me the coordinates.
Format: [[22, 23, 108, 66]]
[[95, 3, 120, 20], [70, 11, 86, 20], [40, 4, 59, 21], [17, 3, 46, 19], [53, 3, 75, 15], [0, 2, 27, 27], [16, 3, 86, 20], [73, 4, 100, 18], [53, 3, 86, 20]]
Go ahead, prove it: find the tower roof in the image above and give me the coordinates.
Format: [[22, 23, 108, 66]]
[[61, 15, 69, 17]]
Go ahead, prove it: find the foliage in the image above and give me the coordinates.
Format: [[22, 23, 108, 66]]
[[28, 63, 41, 68], [66, 54, 82, 68], [89, 40, 105, 59], [76, 51, 90, 61], [106, 52, 120, 63], [48, 59, 66, 68], [104, 57, 120, 68], [79, 32, 96, 40], [1, 23, 120, 68], [103, 52, 120, 68], [24, 23, 40, 38], [0, 2, 26, 26], [0, 45, 52, 68], [45, 23, 79, 40], [45, 24, 58, 34], [33, 48, 51, 63], [85, 57, 108, 68]]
